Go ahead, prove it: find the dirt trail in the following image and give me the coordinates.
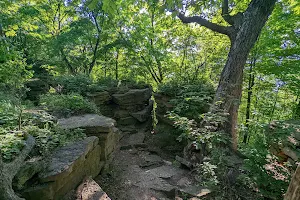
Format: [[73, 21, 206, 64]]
[[96, 126, 197, 200]]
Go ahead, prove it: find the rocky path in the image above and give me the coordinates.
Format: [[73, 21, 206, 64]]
[[96, 126, 206, 200]]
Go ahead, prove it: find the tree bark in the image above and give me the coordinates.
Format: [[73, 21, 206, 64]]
[[211, 0, 276, 150], [0, 136, 35, 200], [285, 165, 300, 200], [115, 50, 119, 80], [243, 57, 255, 143], [179, 0, 277, 150]]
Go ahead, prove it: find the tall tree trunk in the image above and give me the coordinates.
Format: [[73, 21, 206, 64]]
[[0, 136, 35, 200], [115, 50, 119, 80], [243, 57, 255, 143], [179, 0, 277, 150], [211, 1, 276, 150], [285, 165, 300, 200]]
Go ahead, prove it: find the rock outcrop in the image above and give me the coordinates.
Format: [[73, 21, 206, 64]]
[[22, 137, 101, 200], [154, 93, 174, 126], [58, 114, 120, 160], [268, 121, 300, 167], [76, 177, 111, 200], [20, 114, 120, 200], [87, 88, 153, 127]]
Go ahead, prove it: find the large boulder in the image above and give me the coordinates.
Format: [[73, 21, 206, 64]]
[[22, 137, 101, 200], [130, 100, 153, 122], [58, 114, 116, 134], [86, 91, 111, 106], [112, 88, 152, 106], [58, 114, 120, 160]]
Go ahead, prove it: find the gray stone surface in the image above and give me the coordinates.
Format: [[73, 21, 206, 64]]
[[13, 157, 44, 190], [58, 114, 116, 133], [283, 147, 300, 161], [23, 137, 102, 200], [112, 88, 152, 106], [118, 116, 137, 126], [87, 91, 111, 105], [76, 178, 111, 200], [146, 165, 186, 179], [179, 186, 211, 198], [40, 137, 99, 182], [131, 100, 153, 122]]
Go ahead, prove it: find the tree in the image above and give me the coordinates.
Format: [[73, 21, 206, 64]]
[[0, 136, 35, 200], [177, 0, 277, 150]]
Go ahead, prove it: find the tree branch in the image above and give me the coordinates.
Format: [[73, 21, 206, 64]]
[[222, 0, 234, 25], [178, 12, 232, 36], [5, 135, 35, 177], [88, 12, 101, 74]]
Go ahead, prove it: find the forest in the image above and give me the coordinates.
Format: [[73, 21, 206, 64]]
[[0, 0, 300, 199]]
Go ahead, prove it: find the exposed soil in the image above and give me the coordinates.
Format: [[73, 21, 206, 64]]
[[95, 124, 198, 200]]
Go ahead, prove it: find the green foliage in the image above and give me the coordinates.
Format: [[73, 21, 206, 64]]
[[239, 121, 298, 199], [24, 126, 85, 156], [54, 75, 93, 95], [0, 93, 86, 161], [0, 99, 22, 128], [168, 108, 230, 148], [39, 93, 99, 117], [0, 130, 25, 161], [197, 161, 219, 187], [159, 80, 215, 120]]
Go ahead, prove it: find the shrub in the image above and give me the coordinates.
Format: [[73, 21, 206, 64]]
[[159, 80, 215, 120], [54, 74, 92, 95], [39, 93, 99, 117], [238, 121, 297, 199], [0, 129, 25, 161], [0, 91, 23, 128], [24, 126, 86, 156]]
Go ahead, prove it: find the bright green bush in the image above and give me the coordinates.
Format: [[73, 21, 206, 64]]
[[159, 80, 215, 120], [54, 74, 92, 95], [39, 93, 99, 117], [0, 91, 23, 128], [239, 121, 298, 199], [0, 104, 86, 162], [24, 126, 85, 156], [0, 129, 25, 161]]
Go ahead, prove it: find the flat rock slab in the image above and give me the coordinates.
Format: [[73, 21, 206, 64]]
[[179, 186, 211, 198], [112, 88, 152, 106], [76, 178, 111, 200], [129, 165, 175, 193], [58, 114, 116, 133], [146, 165, 186, 179], [40, 137, 99, 182], [24, 137, 102, 200], [120, 132, 145, 149], [131, 100, 153, 122], [139, 152, 163, 168], [128, 132, 145, 145]]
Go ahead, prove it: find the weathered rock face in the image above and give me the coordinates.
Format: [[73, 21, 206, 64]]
[[58, 114, 116, 134], [268, 121, 300, 168], [87, 88, 153, 127], [130, 100, 153, 123], [154, 93, 174, 126], [76, 178, 111, 200], [112, 88, 152, 106], [13, 157, 44, 190], [285, 165, 300, 200], [58, 114, 120, 160], [22, 137, 101, 200], [86, 91, 114, 117]]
